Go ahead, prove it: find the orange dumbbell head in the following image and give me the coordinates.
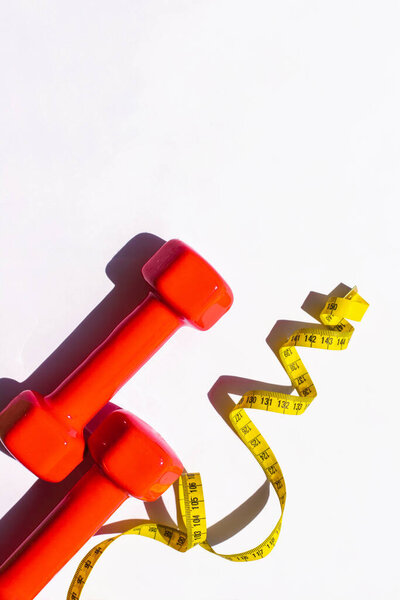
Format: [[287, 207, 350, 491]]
[[88, 409, 183, 501], [143, 239, 233, 330], [0, 390, 83, 481]]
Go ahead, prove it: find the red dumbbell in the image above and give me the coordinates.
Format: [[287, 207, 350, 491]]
[[0, 409, 184, 600], [0, 239, 233, 481]]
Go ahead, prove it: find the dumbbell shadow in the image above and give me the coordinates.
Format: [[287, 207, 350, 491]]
[[0, 232, 166, 420], [0, 232, 166, 566]]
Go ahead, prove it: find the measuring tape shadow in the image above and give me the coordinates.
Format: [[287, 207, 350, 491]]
[[208, 376, 293, 426], [96, 482, 184, 536], [205, 285, 355, 545], [206, 376, 291, 545], [266, 284, 353, 361], [0, 233, 165, 449], [301, 283, 352, 321]]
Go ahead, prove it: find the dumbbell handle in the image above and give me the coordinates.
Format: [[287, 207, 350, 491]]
[[48, 294, 181, 429], [0, 464, 128, 600]]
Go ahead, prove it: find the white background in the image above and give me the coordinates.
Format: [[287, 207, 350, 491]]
[[0, 1, 399, 599]]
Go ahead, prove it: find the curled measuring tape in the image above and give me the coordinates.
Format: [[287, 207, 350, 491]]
[[67, 286, 368, 599]]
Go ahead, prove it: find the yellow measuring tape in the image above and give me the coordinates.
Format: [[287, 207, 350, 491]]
[[67, 286, 368, 599]]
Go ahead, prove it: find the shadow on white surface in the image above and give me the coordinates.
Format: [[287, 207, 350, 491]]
[[97, 479, 270, 549], [0, 232, 165, 423], [266, 283, 352, 359]]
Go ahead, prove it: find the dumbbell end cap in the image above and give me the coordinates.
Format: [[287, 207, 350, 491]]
[[0, 390, 84, 482], [88, 409, 183, 502], [142, 239, 233, 330]]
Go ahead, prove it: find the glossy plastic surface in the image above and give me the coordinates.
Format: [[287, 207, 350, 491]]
[[0, 410, 183, 600], [0, 239, 233, 481], [88, 409, 184, 501], [143, 239, 233, 330]]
